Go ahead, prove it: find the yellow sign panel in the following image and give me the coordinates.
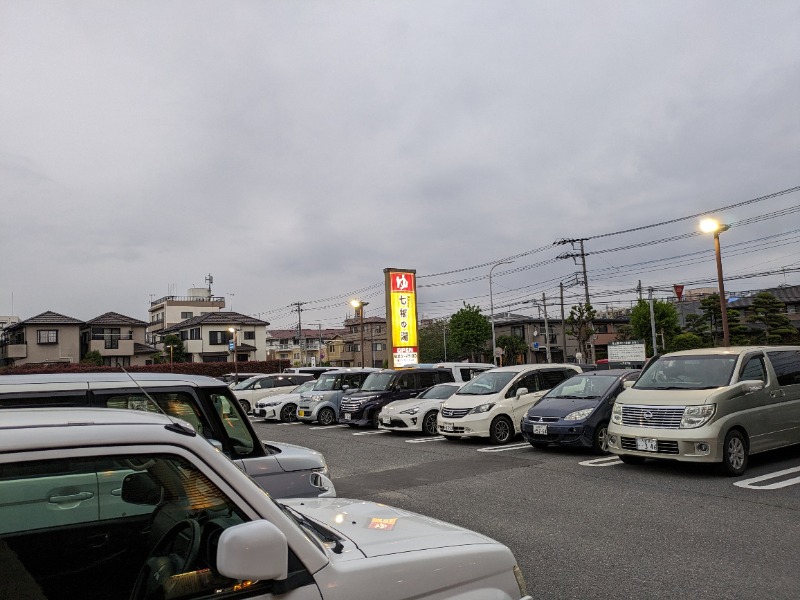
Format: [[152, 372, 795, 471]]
[[386, 270, 418, 367]]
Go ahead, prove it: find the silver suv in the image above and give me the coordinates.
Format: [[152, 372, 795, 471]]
[[297, 368, 379, 425]]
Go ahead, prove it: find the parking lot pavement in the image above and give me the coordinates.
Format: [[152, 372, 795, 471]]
[[253, 419, 800, 599]]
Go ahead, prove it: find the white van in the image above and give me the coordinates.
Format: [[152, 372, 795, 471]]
[[607, 346, 800, 475], [438, 364, 582, 444], [404, 361, 495, 383]]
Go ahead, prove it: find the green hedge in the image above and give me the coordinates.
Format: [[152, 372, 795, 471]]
[[0, 360, 291, 378]]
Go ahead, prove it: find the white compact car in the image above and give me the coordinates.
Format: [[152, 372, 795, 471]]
[[231, 373, 314, 413], [379, 383, 461, 435], [255, 379, 317, 422], [0, 408, 532, 600], [438, 364, 582, 444]]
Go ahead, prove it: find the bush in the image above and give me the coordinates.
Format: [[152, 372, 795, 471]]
[[0, 360, 291, 378]]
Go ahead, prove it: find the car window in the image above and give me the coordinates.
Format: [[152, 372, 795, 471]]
[[766, 350, 800, 386], [342, 374, 361, 388], [540, 370, 572, 389], [418, 384, 460, 400], [209, 393, 255, 457], [398, 373, 416, 390], [0, 453, 268, 599], [101, 391, 210, 437], [276, 378, 296, 387], [458, 371, 516, 395], [740, 356, 767, 382], [507, 372, 539, 397], [417, 372, 438, 389], [255, 378, 274, 389], [292, 380, 317, 394]]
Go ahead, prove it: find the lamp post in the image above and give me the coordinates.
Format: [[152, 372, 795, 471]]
[[700, 218, 731, 347], [166, 344, 174, 372], [489, 260, 514, 366], [350, 300, 369, 367], [228, 327, 239, 383]]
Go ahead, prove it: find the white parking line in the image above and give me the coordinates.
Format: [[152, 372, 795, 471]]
[[352, 430, 390, 436], [406, 436, 445, 444], [280, 422, 304, 426], [477, 442, 531, 453], [579, 456, 623, 467], [308, 424, 350, 430], [734, 466, 800, 490]]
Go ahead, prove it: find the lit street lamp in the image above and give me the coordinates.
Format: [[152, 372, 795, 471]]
[[350, 300, 369, 367], [489, 260, 514, 366], [700, 218, 731, 347]]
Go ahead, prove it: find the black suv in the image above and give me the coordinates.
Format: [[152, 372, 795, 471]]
[[339, 368, 455, 427]]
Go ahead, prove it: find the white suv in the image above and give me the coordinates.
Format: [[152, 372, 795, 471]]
[[438, 364, 581, 444]]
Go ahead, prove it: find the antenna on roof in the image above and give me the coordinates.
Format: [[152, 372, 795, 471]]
[[206, 273, 214, 294]]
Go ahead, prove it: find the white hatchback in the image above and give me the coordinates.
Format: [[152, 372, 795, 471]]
[[379, 383, 462, 435], [438, 364, 582, 444], [254, 379, 317, 422]]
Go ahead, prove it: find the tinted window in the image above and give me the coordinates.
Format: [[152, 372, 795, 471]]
[[540, 370, 572, 389], [101, 391, 210, 438], [458, 371, 516, 395], [398, 373, 416, 390], [767, 350, 800, 386], [418, 384, 460, 400], [417, 372, 438, 389], [436, 370, 455, 383], [740, 356, 767, 382], [508, 372, 539, 397], [634, 355, 738, 390]]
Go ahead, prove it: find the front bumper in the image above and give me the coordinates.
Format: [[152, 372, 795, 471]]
[[378, 413, 420, 431], [296, 404, 320, 421], [520, 420, 591, 447], [254, 406, 280, 420], [606, 423, 723, 463], [437, 412, 492, 438]]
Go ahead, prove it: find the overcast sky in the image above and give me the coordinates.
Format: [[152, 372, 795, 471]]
[[2, 1, 798, 331]]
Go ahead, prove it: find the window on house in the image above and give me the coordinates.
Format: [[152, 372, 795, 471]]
[[373, 343, 384, 351], [596, 324, 609, 334], [179, 331, 188, 341], [511, 326, 524, 339], [180, 312, 193, 319], [244, 331, 255, 340], [351, 325, 359, 333], [294, 353, 300, 359], [190, 328, 201, 340], [36, 330, 58, 344], [209, 330, 231, 345]]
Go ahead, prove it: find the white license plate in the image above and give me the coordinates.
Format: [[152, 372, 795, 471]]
[[636, 437, 658, 452], [382, 416, 391, 425], [441, 422, 454, 432], [533, 424, 548, 435], [343, 413, 351, 421]]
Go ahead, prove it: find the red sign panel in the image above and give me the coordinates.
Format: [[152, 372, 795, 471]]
[[390, 272, 415, 293], [673, 284, 685, 301]]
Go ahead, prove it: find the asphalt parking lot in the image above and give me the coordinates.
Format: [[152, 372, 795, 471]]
[[252, 418, 800, 600]]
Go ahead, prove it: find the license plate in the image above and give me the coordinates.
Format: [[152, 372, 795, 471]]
[[382, 416, 391, 425], [441, 422, 454, 432], [533, 424, 547, 435], [636, 437, 658, 452], [298, 410, 305, 417], [343, 413, 351, 421]]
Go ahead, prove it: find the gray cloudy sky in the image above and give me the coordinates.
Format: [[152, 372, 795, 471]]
[[2, 1, 799, 331]]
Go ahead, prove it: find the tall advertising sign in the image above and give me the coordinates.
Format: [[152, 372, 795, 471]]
[[384, 268, 418, 368]]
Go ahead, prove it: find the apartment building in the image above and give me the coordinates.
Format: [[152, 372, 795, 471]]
[[266, 327, 348, 366], [161, 312, 269, 363], [147, 287, 226, 343]]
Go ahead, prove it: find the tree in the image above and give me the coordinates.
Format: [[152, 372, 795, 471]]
[[80, 350, 103, 366], [629, 299, 680, 355], [671, 332, 706, 351], [159, 334, 187, 363], [746, 292, 798, 344], [683, 313, 712, 346], [418, 318, 461, 362], [697, 294, 748, 346], [614, 324, 634, 342], [449, 303, 491, 362], [565, 303, 596, 360], [496, 335, 529, 366]]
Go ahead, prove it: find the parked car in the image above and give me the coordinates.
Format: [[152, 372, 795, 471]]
[[254, 379, 318, 422], [283, 366, 337, 379], [339, 368, 456, 428], [402, 362, 495, 383], [521, 369, 640, 453], [296, 368, 379, 425], [230, 372, 315, 413], [438, 364, 582, 444], [607, 346, 800, 476], [379, 382, 462, 435], [0, 372, 335, 499], [218, 371, 267, 387], [0, 408, 531, 600]]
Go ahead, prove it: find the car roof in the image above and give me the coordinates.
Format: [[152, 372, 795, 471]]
[[487, 363, 579, 373], [567, 369, 639, 377], [662, 346, 798, 358], [0, 372, 227, 386]]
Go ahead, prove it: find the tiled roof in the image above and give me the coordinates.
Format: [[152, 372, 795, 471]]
[[133, 342, 158, 355], [11, 311, 84, 328], [728, 284, 800, 308], [162, 311, 269, 333], [343, 316, 386, 325], [86, 312, 147, 327], [268, 328, 348, 339]]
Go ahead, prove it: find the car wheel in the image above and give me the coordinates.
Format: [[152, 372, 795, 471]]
[[318, 408, 336, 426], [530, 442, 548, 449], [422, 411, 438, 436], [720, 429, 748, 476], [238, 399, 251, 414], [489, 416, 513, 445], [619, 455, 646, 465], [279, 404, 297, 423], [592, 422, 610, 455]]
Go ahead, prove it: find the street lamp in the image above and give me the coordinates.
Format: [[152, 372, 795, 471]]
[[228, 327, 239, 383], [489, 260, 514, 366], [700, 218, 731, 347], [166, 344, 175, 372], [350, 300, 369, 367]]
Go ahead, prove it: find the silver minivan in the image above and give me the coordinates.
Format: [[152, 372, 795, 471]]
[[607, 346, 800, 475]]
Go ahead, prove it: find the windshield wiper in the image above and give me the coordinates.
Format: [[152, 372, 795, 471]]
[[280, 504, 344, 554]]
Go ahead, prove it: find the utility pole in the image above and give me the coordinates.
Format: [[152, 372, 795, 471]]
[[555, 239, 595, 363], [542, 293, 552, 363], [560, 282, 566, 362], [648, 288, 658, 355], [293, 302, 305, 365]]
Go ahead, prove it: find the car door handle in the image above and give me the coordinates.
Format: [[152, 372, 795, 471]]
[[49, 491, 95, 504]]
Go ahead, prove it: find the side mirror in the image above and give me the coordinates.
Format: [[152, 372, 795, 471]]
[[739, 379, 764, 393], [516, 387, 529, 398], [342, 384, 350, 391], [121, 472, 162, 506], [207, 438, 224, 451], [310, 472, 337, 498], [216, 521, 288, 581], [623, 381, 635, 389]]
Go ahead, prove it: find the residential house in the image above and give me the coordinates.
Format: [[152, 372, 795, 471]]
[[161, 312, 269, 363], [266, 328, 348, 366], [147, 287, 226, 343], [728, 284, 800, 329], [80, 312, 155, 367], [0, 311, 83, 366], [342, 315, 388, 368]]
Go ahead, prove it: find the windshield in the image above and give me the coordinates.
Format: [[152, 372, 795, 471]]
[[634, 355, 738, 390], [360, 373, 396, 392], [313, 373, 341, 391], [293, 380, 317, 394], [457, 371, 516, 395], [232, 377, 260, 390], [546, 375, 618, 399], [418, 384, 460, 400]]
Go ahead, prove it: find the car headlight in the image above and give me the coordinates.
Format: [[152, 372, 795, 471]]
[[468, 402, 495, 414], [310, 395, 324, 402], [565, 408, 594, 421], [262, 400, 282, 407], [611, 402, 623, 425], [400, 405, 420, 415], [680, 404, 715, 428]]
